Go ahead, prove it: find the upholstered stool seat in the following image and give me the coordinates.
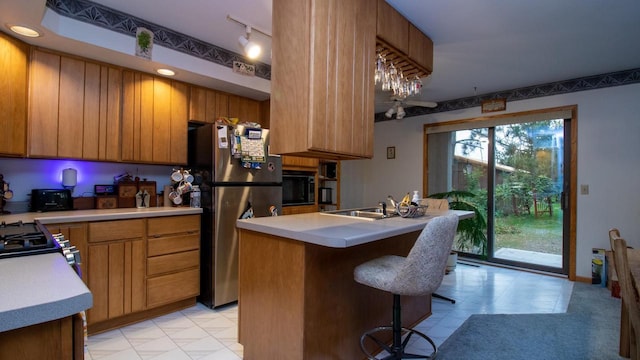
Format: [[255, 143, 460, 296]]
[[354, 214, 459, 359]]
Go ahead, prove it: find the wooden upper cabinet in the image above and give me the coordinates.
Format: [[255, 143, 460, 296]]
[[270, 0, 375, 159], [228, 95, 261, 124], [375, 0, 433, 76], [282, 156, 319, 169], [122, 71, 188, 164], [408, 24, 434, 73], [0, 33, 28, 157], [28, 49, 60, 157], [190, 87, 263, 126], [376, 0, 409, 54], [189, 86, 222, 123], [28, 49, 121, 160]]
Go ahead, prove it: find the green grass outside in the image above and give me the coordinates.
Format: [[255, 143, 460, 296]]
[[494, 202, 563, 254]]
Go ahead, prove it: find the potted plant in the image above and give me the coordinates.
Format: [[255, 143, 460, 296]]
[[428, 190, 488, 265]]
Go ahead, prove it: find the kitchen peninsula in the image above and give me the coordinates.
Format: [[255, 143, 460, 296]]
[[236, 209, 473, 360]]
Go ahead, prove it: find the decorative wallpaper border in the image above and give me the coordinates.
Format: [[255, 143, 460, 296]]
[[46, 0, 639, 121], [375, 67, 640, 122], [45, 0, 271, 80]]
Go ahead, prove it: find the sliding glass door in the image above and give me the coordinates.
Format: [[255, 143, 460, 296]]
[[427, 114, 571, 274]]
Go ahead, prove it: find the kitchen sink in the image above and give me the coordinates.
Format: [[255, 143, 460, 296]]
[[321, 207, 393, 220]]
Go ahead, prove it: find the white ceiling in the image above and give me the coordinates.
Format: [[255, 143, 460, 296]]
[[1, 0, 640, 114]]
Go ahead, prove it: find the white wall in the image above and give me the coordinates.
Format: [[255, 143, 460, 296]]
[[0, 158, 173, 211], [342, 83, 640, 279]]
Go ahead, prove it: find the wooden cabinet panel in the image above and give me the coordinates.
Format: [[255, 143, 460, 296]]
[[148, 215, 200, 237], [147, 268, 199, 308], [0, 33, 28, 156], [216, 92, 229, 119], [87, 235, 146, 325], [147, 249, 199, 276], [122, 71, 188, 164], [270, 0, 375, 159], [170, 81, 188, 164], [190, 90, 229, 121], [282, 155, 319, 169], [28, 49, 122, 160], [58, 56, 85, 159], [189, 86, 207, 122], [146, 215, 200, 308], [153, 77, 172, 163], [408, 23, 434, 73], [88, 243, 108, 323], [102, 67, 122, 161], [78, 62, 122, 161], [89, 219, 145, 242], [282, 204, 318, 215], [28, 49, 60, 157], [148, 233, 200, 257], [260, 99, 270, 128], [376, 0, 409, 54], [0, 316, 77, 360], [83, 62, 101, 160]]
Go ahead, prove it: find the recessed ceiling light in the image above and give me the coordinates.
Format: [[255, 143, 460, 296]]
[[156, 68, 175, 76], [8, 25, 42, 38]]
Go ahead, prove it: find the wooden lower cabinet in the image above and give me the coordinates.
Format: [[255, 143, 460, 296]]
[[0, 314, 84, 360], [47, 215, 201, 334], [147, 215, 200, 308], [87, 219, 146, 326]]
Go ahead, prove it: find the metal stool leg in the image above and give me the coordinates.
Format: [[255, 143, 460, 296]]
[[360, 294, 437, 359], [432, 292, 455, 304]]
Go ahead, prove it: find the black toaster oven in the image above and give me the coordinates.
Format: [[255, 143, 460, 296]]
[[30, 189, 73, 212]]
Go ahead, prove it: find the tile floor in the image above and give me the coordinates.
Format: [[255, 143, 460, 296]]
[[85, 261, 574, 359]]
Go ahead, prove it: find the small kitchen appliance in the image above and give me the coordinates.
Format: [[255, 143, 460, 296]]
[[30, 189, 73, 212]]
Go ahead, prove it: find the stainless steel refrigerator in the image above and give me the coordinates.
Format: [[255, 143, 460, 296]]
[[188, 123, 282, 308]]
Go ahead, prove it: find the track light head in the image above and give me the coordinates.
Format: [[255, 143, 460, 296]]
[[238, 26, 261, 59]]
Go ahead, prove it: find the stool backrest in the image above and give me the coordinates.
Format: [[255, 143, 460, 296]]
[[613, 237, 640, 349], [394, 214, 459, 296]]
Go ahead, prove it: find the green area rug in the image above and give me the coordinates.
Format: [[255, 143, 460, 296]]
[[436, 282, 623, 359]]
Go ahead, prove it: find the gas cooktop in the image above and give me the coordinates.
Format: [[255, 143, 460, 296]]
[[0, 221, 59, 259]]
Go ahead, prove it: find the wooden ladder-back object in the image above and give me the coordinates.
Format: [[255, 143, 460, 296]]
[[613, 237, 640, 359]]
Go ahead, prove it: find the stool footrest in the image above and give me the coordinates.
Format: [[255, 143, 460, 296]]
[[360, 326, 437, 359]]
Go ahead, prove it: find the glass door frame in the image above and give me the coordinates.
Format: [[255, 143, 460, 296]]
[[423, 105, 578, 280]]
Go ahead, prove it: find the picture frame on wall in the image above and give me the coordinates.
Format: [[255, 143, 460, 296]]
[[387, 146, 396, 159]]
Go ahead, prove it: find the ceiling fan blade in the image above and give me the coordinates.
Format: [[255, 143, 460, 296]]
[[403, 100, 438, 108]]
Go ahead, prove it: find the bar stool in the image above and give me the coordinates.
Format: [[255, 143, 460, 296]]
[[354, 214, 459, 359]]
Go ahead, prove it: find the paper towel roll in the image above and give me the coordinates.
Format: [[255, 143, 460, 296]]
[[62, 168, 77, 187]]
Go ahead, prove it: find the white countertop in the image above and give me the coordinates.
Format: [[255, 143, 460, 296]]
[[0, 253, 92, 332], [0, 206, 202, 224], [236, 210, 474, 248]]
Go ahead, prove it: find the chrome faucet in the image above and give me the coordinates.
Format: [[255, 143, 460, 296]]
[[379, 201, 387, 216]]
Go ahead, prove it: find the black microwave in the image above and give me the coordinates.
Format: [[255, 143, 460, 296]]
[[282, 172, 315, 206]]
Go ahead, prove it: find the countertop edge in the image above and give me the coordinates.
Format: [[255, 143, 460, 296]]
[[0, 253, 93, 332], [237, 210, 474, 248], [0, 207, 202, 224]]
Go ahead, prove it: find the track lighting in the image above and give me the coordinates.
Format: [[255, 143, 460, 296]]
[[238, 26, 261, 59], [227, 15, 271, 60]]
